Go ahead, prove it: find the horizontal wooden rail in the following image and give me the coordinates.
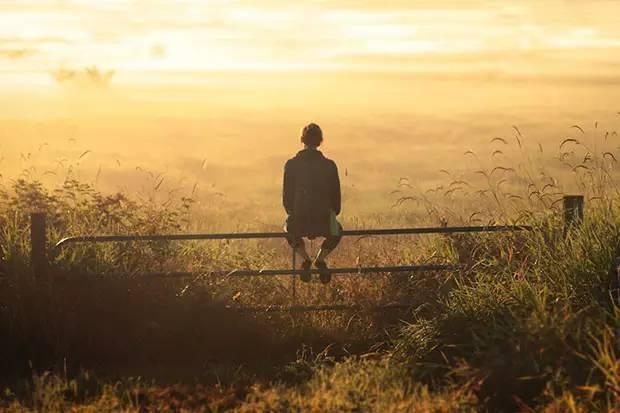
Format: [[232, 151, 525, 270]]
[[54, 225, 531, 252], [106, 264, 462, 279]]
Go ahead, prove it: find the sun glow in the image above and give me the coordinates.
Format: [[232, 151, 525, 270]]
[[1, 0, 619, 224], [1, 1, 620, 89]]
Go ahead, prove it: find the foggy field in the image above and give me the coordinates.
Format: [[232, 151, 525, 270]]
[[2, 68, 620, 411], [2, 1, 620, 410], [3, 73, 620, 227], [1, 113, 619, 411], [2, 76, 620, 412]]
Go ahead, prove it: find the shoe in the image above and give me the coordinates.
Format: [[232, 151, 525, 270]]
[[299, 260, 312, 282], [315, 260, 331, 284]]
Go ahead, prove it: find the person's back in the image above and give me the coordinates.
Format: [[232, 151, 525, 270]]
[[284, 148, 340, 237], [283, 123, 341, 283]]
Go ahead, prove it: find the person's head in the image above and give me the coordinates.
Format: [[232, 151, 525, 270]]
[[301, 123, 323, 148]]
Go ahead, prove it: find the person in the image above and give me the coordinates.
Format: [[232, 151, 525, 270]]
[[283, 123, 342, 284]]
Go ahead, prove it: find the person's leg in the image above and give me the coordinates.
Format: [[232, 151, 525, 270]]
[[315, 232, 342, 263], [290, 238, 311, 262], [286, 235, 312, 282], [315, 246, 332, 263], [314, 232, 342, 284], [285, 217, 311, 261]]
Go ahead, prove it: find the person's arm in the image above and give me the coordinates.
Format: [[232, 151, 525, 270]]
[[283, 160, 295, 215], [331, 162, 341, 215]]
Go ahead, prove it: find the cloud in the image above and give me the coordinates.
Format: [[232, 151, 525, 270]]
[[52, 65, 115, 87], [150, 43, 166, 58], [0, 48, 36, 59], [2, 1, 620, 77]]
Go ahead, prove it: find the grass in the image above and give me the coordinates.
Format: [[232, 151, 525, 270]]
[[1, 125, 619, 411]]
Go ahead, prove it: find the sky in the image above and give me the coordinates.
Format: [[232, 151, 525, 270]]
[[2, 0, 620, 88], [1, 0, 620, 216]]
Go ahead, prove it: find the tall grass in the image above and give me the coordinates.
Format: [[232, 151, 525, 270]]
[[1, 122, 619, 411]]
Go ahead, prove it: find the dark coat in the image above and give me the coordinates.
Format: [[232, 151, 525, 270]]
[[283, 149, 341, 237]]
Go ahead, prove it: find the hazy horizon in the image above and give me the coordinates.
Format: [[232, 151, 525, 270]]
[[2, 0, 620, 223]]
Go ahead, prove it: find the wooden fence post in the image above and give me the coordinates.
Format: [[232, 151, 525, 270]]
[[0, 244, 5, 276], [30, 212, 47, 277], [614, 258, 620, 352], [563, 195, 584, 235]]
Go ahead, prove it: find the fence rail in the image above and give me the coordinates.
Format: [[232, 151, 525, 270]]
[[54, 225, 533, 251], [112, 264, 465, 279], [224, 303, 416, 313]]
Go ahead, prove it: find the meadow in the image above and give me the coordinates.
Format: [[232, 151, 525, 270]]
[[0, 110, 619, 411]]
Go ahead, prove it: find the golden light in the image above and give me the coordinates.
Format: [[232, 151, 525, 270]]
[[0, 1, 618, 88]]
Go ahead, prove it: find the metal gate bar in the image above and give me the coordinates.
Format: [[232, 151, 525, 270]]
[[228, 303, 416, 313], [53, 224, 532, 251], [106, 264, 462, 278]]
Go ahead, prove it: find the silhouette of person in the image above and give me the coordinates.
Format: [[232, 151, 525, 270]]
[[283, 123, 342, 283]]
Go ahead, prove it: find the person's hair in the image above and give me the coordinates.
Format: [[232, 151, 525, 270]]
[[301, 123, 323, 147]]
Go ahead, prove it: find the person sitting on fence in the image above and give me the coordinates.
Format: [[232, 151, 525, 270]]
[[283, 123, 342, 284]]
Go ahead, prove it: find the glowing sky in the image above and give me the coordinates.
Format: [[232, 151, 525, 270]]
[[2, 0, 620, 88]]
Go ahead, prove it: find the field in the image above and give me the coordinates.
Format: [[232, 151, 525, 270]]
[[3, 0, 620, 410], [1, 109, 619, 411]]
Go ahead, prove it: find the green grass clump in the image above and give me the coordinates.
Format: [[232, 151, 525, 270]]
[[394, 211, 619, 410]]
